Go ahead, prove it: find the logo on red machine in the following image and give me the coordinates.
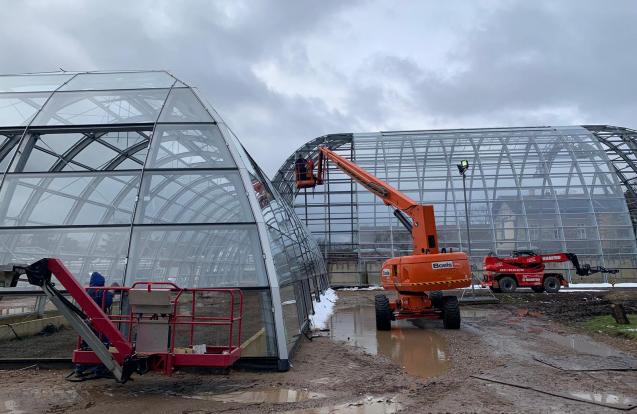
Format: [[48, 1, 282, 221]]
[[382, 269, 390, 277], [432, 261, 454, 270], [542, 255, 561, 261]]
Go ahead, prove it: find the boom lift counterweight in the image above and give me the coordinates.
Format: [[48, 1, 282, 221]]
[[295, 147, 471, 330]]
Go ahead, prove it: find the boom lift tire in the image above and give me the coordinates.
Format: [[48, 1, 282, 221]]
[[543, 275, 560, 293], [499, 276, 517, 293], [531, 286, 545, 293], [442, 296, 461, 329], [375, 294, 392, 331]]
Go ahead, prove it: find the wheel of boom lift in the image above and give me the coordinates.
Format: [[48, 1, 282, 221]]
[[442, 296, 461, 329], [543, 275, 560, 293], [531, 285, 545, 293], [499, 276, 517, 293], [375, 294, 392, 331]]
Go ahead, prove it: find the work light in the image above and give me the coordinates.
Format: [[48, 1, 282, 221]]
[[457, 159, 469, 175]]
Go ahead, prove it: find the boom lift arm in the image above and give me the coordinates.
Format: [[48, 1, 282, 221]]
[[298, 146, 440, 255], [296, 146, 471, 330]]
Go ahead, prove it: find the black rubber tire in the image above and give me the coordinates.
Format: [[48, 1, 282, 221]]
[[531, 285, 545, 293], [489, 287, 502, 293], [543, 276, 560, 293], [430, 291, 444, 309], [442, 296, 461, 329], [375, 294, 392, 331], [499, 276, 517, 293]]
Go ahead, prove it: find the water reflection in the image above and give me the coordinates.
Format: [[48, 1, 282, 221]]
[[284, 395, 402, 414], [183, 388, 325, 403], [569, 391, 636, 409], [329, 306, 450, 378]]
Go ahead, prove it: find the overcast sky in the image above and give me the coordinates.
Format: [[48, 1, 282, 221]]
[[2, 0, 636, 175]]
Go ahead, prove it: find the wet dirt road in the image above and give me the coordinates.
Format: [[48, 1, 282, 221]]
[[0, 290, 636, 413]]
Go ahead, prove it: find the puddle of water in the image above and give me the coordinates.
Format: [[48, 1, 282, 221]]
[[0, 388, 79, 413], [329, 306, 450, 378], [284, 395, 402, 414], [460, 308, 502, 319], [568, 392, 636, 409], [3, 400, 25, 414], [540, 332, 620, 357], [182, 388, 325, 403]]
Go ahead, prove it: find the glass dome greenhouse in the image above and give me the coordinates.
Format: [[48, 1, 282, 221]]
[[0, 70, 328, 368], [274, 128, 637, 285]]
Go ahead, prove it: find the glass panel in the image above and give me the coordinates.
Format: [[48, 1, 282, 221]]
[[135, 171, 253, 224], [147, 124, 235, 169], [0, 133, 22, 172], [0, 173, 140, 226], [32, 89, 169, 125], [126, 224, 268, 287], [11, 130, 151, 172], [280, 284, 300, 351], [60, 72, 175, 91], [191, 88, 223, 122], [158, 88, 213, 122], [238, 290, 278, 357], [0, 74, 73, 92], [181, 289, 277, 357], [0, 93, 49, 126], [0, 227, 130, 284]]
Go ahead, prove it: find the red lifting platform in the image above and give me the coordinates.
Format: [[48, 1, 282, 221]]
[[72, 281, 244, 377], [12, 258, 243, 382]]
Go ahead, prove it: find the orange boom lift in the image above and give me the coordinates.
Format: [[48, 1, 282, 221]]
[[295, 146, 471, 330]]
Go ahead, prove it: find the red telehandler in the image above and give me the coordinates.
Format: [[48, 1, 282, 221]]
[[295, 146, 471, 330], [481, 250, 618, 293]]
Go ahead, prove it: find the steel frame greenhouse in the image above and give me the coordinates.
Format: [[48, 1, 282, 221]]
[[0, 70, 328, 369], [273, 127, 637, 284]]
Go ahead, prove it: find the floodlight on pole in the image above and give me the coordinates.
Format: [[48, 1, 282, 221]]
[[456, 159, 499, 304], [457, 159, 469, 176], [459, 159, 474, 291]]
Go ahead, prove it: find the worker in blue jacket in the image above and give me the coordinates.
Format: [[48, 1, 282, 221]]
[[87, 272, 113, 313]]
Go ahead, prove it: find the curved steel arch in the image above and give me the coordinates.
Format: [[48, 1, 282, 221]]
[[585, 125, 637, 206]]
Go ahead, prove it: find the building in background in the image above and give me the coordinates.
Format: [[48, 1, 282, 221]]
[[0, 71, 328, 369], [273, 127, 637, 284]]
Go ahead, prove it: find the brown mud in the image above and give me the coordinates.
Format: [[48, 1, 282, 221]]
[[0, 289, 635, 413]]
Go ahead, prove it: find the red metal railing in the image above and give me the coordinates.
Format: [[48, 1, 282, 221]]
[[73, 282, 243, 374]]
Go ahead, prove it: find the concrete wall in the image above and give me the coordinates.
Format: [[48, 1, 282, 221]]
[[0, 315, 69, 342], [328, 260, 383, 286]]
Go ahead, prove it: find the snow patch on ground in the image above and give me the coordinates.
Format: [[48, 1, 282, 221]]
[[338, 286, 384, 291], [568, 283, 637, 288], [462, 283, 637, 290], [310, 288, 338, 330]]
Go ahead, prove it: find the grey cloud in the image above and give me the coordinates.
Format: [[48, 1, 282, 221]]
[[1, 0, 635, 175]]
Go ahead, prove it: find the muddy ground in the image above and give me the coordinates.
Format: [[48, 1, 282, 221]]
[[0, 289, 635, 413]]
